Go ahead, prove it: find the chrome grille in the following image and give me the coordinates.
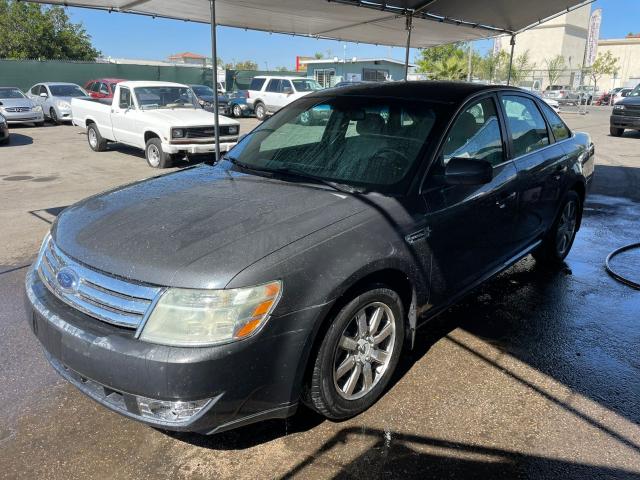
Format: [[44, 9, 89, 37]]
[[37, 237, 162, 329], [619, 105, 640, 117], [5, 107, 31, 112], [185, 125, 237, 138]]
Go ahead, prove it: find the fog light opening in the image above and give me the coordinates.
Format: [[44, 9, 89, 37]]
[[136, 396, 211, 423]]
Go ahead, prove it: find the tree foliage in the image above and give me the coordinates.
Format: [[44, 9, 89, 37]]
[[587, 51, 619, 89], [223, 60, 259, 70], [544, 55, 566, 86], [416, 43, 468, 74], [0, 0, 100, 60]]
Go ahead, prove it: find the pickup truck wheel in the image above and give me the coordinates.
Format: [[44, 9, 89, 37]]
[[304, 286, 404, 420], [49, 108, 60, 125], [254, 102, 267, 121], [87, 124, 107, 152], [610, 126, 624, 137], [534, 191, 581, 264], [145, 138, 173, 168]]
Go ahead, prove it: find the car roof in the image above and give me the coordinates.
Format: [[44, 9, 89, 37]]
[[41, 82, 81, 86], [87, 78, 126, 83], [118, 81, 189, 88], [307, 80, 523, 104], [253, 76, 305, 80]]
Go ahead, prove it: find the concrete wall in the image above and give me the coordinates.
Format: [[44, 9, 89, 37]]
[[597, 38, 640, 91]]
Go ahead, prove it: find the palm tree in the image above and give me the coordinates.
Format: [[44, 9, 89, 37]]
[[430, 56, 467, 80]]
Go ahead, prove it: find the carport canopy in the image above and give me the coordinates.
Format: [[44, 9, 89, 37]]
[[30, 0, 591, 160]]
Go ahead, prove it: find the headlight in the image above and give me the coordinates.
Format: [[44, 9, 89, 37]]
[[228, 125, 239, 135], [57, 101, 71, 109], [172, 128, 185, 139], [33, 105, 43, 113], [139, 281, 282, 347], [613, 104, 625, 110]]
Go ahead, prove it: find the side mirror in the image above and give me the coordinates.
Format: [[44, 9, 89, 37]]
[[40, 92, 48, 98], [444, 157, 493, 185]]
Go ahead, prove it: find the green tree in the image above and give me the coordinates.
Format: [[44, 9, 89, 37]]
[[416, 42, 467, 74], [478, 51, 508, 83], [314, 52, 324, 59], [0, 0, 100, 60], [224, 60, 259, 70], [429, 56, 468, 80], [544, 55, 566, 87], [587, 51, 619, 91], [508, 50, 535, 85]]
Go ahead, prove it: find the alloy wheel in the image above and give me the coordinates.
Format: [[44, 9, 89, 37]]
[[332, 302, 396, 400], [556, 200, 577, 256], [147, 144, 161, 167], [88, 128, 98, 148]]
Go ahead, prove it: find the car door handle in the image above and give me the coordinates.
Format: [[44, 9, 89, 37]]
[[496, 192, 517, 209]]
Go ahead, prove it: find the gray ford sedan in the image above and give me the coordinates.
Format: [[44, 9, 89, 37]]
[[25, 81, 594, 434]]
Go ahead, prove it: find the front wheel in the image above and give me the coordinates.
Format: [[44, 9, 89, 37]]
[[304, 286, 404, 420], [610, 126, 624, 137], [254, 102, 267, 121], [145, 138, 173, 168], [49, 108, 60, 125], [534, 190, 581, 264], [232, 104, 243, 118]]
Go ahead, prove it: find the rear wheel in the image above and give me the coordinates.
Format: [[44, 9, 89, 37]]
[[87, 123, 107, 152], [534, 191, 581, 264], [254, 102, 267, 121], [610, 126, 624, 137], [304, 286, 404, 420], [145, 138, 173, 168]]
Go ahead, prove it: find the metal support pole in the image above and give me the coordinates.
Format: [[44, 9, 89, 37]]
[[404, 13, 413, 81], [210, 0, 220, 163], [507, 34, 515, 86], [467, 44, 472, 82]]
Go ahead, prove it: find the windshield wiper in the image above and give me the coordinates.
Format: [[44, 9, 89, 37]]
[[268, 167, 364, 194]]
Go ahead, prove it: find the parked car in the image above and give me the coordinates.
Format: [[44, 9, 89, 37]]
[[246, 76, 323, 120], [333, 81, 374, 88], [542, 85, 579, 105], [0, 86, 45, 126], [84, 78, 126, 100], [610, 83, 640, 137], [574, 85, 598, 105], [189, 84, 230, 115], [0, 113, 9, 144], [531, 90, 560, 112], [612, 88, 632, 105], [71, 81, 240, 168], [26, 81, 594, 435], [228, 91, 254, 118], [27, 82, 89, 124]]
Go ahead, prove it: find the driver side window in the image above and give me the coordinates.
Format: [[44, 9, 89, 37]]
[[119, 88, 133, 109], [442, 97, 504, 167]]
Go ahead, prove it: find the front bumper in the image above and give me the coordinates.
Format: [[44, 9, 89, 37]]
[[164, 138, 238, 155], [610, 114, 640, 129], [3, 111, 44, 124], [25, 268, 328, 434]]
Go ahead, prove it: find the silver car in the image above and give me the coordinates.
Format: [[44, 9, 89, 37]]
[[27, 82, 88, 124], [0, 87, 45, 126]]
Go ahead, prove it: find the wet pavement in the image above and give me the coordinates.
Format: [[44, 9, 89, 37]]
[[1, 108, 639, 479]]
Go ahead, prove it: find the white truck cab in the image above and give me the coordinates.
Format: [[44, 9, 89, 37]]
[[246, 76, 322, 121], [72, 81, 240, 168]]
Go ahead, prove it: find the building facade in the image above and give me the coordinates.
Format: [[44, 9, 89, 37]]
[[596, 36, 640, 91], [301, 58, 414, 87]]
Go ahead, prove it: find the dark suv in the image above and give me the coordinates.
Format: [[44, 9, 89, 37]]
[[25, 82, 594, 435], [610, 84, 640, 136]]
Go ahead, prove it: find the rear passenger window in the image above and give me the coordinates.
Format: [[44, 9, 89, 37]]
[[249, 78, 266, 91], [266, 79, 281, 93], [442, 97, 504, 166], [502, 95, 549, 157], [540, 102, 570, 141]]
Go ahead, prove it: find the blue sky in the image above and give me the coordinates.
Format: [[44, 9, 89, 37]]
[[67, 0, 638, 69]]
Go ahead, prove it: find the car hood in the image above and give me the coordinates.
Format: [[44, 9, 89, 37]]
[[619, 96, 640, 106], [52, 164, 367, 289], [141, 108, 238, 126], [53, 96, 88, 104], [0, 98, 35, 108]]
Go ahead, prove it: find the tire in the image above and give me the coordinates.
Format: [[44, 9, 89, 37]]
[[254, 102, 267, 121], [304, 286, 405, 420], [145, 138, 173, 168], [533, 190, 581, 264], [87, 123, 107, 152], [610, 126, 624, 137], [49, 108, 60, 125], [232, 104, 243, 118]]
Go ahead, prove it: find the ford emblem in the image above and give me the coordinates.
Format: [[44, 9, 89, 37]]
[[56, 267, 79, 293]]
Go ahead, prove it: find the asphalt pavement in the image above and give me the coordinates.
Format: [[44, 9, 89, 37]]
[[0, 108, 639, 479]]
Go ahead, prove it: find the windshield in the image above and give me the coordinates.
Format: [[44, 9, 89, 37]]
[[0, 88, 25, 99], [134, 86, 199, 110], [629, 85, 640, 97], [228, 96, 441, 193], [292, 79, 322, 92], [49, 85, 86, 97], [192, 85, 214, 97]]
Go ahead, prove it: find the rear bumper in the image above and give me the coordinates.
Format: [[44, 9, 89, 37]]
[[25, 268, 328, 434], [610, 114, 640, 129]]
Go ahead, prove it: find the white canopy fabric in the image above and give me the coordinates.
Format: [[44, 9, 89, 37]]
[[34, 0, 590, 48]]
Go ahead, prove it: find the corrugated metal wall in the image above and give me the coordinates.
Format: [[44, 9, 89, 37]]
[[0, 59, 210, 91]]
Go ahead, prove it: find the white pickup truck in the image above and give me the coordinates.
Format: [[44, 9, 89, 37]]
[[72, 81, 240, 168]]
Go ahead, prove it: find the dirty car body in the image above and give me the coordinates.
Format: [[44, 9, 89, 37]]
[[25, 82, 595, 434]]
